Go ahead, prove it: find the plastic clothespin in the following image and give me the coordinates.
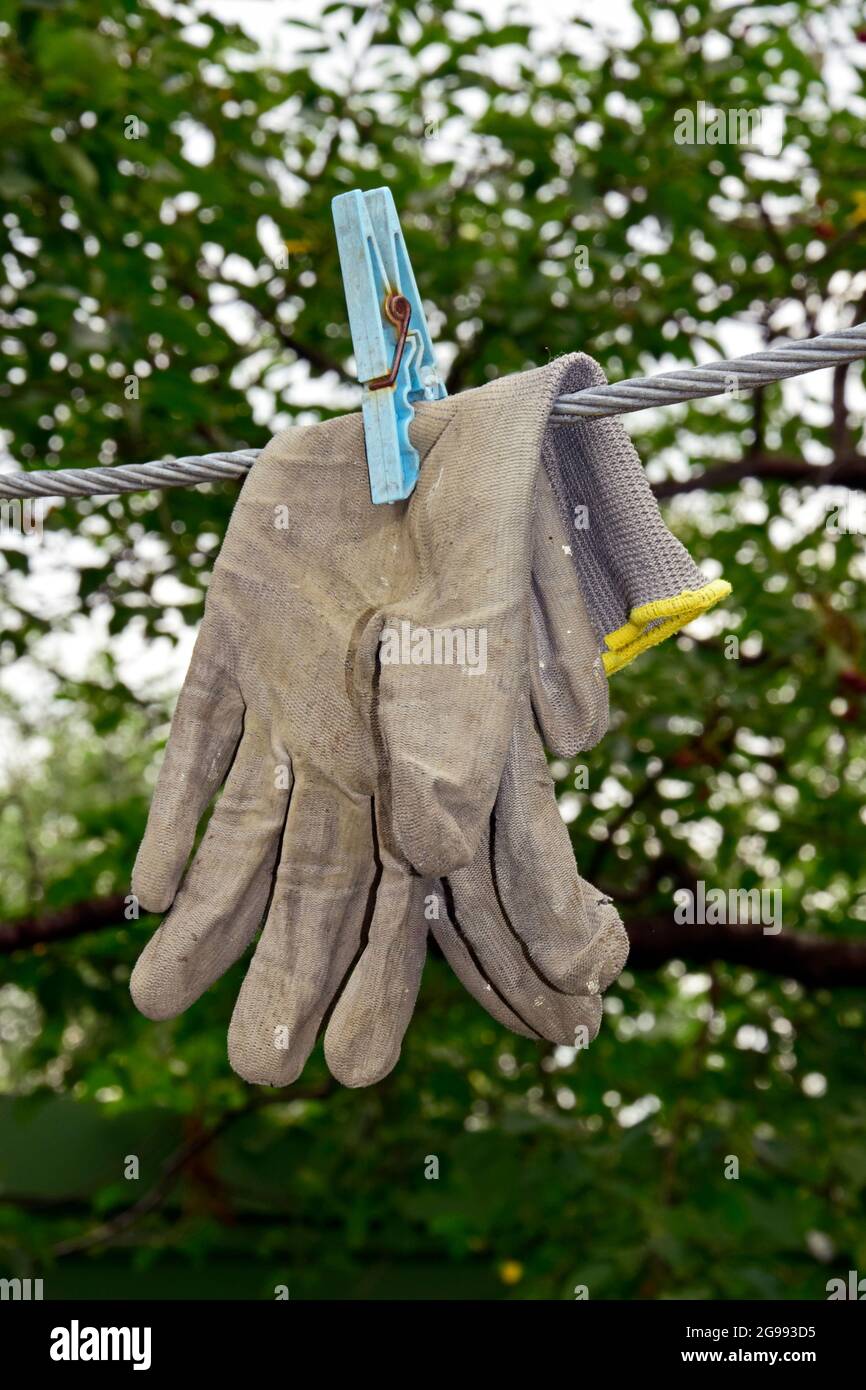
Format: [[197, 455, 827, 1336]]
[[332, 187, 447, 504]]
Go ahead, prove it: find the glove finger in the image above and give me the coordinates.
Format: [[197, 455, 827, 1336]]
[[428, 881, 541, 1040], [442, 828, 604, 1047], [494, 705, 629, 995], [133, 647, 244, 912], [130, 720, 290, 1020], [324, 848, 428, 1088], [228, 775, 376, 1086], [530, 469, 609, 756]]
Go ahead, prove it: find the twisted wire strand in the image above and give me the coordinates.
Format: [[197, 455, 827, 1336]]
[[552, 324, 866, 418], [0, 325, 863, 501], [0, 451, 261, 501]]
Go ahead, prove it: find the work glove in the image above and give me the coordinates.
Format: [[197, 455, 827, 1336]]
[[325, 464, 620, 1084], [323, 343, 735, 1084], [131, 356, 627, 1085]]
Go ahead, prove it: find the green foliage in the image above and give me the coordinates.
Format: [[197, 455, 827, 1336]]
[[0, 0, 865, 1299]]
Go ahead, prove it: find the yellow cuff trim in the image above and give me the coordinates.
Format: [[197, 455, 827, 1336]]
[[601, 579, 732, 675]]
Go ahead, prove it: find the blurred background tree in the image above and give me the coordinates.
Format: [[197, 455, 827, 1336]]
[[0, 0, 865, 1299]]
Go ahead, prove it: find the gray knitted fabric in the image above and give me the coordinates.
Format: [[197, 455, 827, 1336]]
[[132, 356, 627, 1087], [541, 358, 731, 673]]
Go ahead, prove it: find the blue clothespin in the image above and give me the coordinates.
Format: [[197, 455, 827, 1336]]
[[332, 187, 447, 504]]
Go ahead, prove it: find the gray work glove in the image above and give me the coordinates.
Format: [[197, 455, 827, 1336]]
[[329, 364, 733, 1083], [131, 356, 625, 1085], [326, 466, 623, 1084]]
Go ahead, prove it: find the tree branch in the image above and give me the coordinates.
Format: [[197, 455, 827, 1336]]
[[0, 893, 129, 952], [5, 893, 865, 988], [653, 452, 866, 499], [624, 913, 866, 988]]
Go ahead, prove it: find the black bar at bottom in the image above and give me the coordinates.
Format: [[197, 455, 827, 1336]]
[[1, 1297, 862, 1374]]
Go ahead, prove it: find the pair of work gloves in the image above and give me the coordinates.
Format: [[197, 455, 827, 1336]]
[[131, 354, 729, 1086]]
